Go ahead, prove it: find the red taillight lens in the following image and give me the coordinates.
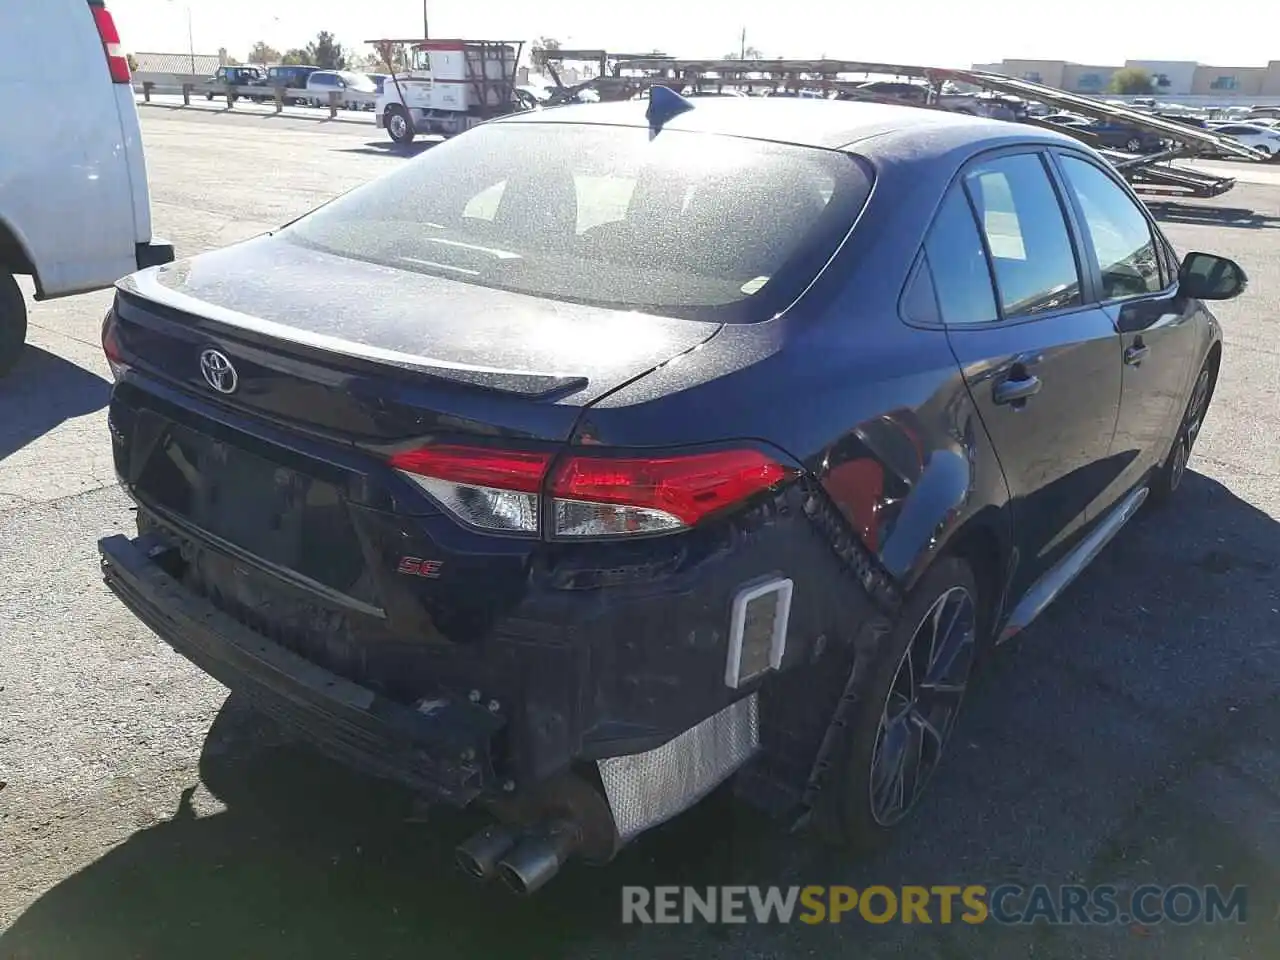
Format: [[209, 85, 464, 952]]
[[91, 5, 132, 84], [548, 450, 794, 537], [388, 444, 796, 539], [101, 309, 128, 381]]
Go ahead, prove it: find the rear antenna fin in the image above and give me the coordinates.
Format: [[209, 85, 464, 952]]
[[647, 85, 694, 133]]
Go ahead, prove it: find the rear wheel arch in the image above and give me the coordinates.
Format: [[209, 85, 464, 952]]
[[936, 517, 1008, 650], [0, 217, 39, 291]]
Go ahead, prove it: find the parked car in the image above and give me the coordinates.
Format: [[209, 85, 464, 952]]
[[1154, 112, 1209, 129], [98, 94, 1243, 893], [853, 80, 930, 105], [1207, 122, 1280, 159], [1043, 116, 1164, 153], [204, 64, 265, 100], [0, 0, 172, 375], [263, 64, 320, 105], [304, 70, 378, 110]]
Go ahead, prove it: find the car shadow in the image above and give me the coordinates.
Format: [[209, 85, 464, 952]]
[[1147, 201, 1280, 229], [0, 347, 110, 462], [4, 472, 1280, 959], [338, 140, 440, 159]]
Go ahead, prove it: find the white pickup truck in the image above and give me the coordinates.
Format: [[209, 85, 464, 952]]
[[0, 0, 173, 376], [375, 40, 523, 144]]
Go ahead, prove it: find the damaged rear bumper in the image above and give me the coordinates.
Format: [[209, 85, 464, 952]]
[[99, 532, 504, 806]]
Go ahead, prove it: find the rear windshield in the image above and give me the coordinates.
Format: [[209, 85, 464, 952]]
[[282, 122, 873, 322]]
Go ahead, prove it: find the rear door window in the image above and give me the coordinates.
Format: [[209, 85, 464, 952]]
[[923, 187, 998, 325], [963, 154, 1083, 318]]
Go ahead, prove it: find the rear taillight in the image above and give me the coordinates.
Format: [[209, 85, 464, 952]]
[[389, 446, 550, 535], [548, 450, 793, 537], [101, 309, 128, 381], [91, 4, 132, 84], [389, 445, 797, 539]]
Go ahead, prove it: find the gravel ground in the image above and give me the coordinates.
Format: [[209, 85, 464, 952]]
[[1, 109, 1279, 959]]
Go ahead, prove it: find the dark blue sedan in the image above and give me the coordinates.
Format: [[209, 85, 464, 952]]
[[97, 93, 1245, 894]]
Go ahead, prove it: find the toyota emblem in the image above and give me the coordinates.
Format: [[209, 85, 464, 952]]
[[199, 349, 238, 394]]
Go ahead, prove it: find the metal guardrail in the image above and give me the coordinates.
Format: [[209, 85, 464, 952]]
[[135, 81, 373, 119]]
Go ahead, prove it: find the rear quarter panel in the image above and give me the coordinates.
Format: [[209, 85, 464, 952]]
[[581, 140, 1016, 601]]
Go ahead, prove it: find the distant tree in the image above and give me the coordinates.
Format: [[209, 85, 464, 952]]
[[248, 41, 281, 66], [345, 46, 384, 71], [723, 45, 764, 60], [126, 52, 138, 72], [530, 37, 561, 70], [281, 48, 311, 66], [373, 40, 409, 73], [1109, 67, 1154, 95], [305, 31, 346, 70]]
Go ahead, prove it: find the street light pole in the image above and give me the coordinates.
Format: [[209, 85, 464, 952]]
[[167, 0, 195, 73], [422, 0, 429, 38]]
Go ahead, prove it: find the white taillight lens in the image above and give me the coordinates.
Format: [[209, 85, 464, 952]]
[[551, 497, 685, 538], [399, 474, 540, 534]]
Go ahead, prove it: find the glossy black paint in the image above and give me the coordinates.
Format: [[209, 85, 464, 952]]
[[101, 98, 1227, 807]]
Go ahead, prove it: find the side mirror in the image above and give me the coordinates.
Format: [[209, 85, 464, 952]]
[[1179, 252, 1248, 301]]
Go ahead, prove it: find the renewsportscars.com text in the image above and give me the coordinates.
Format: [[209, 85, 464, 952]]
[[621, 884, 1249, 926]]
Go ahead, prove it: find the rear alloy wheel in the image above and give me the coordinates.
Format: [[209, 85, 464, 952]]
[[824, 557, 979, 850], [386, 106, 415, 144], [0, 272, 28, 378], [1126, 137, 1144, 153], [1150, 363, 1213, 504]]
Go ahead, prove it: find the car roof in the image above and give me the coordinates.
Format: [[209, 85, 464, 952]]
[[497, 96, 1074, 154]]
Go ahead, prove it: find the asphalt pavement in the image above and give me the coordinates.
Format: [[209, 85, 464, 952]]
[[2, 108, 1280, 959]]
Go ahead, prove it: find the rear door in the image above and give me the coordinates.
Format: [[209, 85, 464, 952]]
[[925, 149, 1125, 597], [1051, 150, 1199, 504]]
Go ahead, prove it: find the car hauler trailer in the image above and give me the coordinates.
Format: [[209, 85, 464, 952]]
[[932, 68, 1269, 198], [605, 57, 1269, 198], [369, 38, 526, 143], [538, 48, 673, 106]]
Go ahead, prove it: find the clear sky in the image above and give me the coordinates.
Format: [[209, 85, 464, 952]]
[[110, 0, 1273, 70]]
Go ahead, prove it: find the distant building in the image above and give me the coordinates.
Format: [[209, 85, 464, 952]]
[[973, 57, 1280, 103], [133, 51, 222, 76]]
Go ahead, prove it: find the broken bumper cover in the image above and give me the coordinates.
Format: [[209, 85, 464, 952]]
[[599, 693, 759, 843], [98, 533, 504, 806]]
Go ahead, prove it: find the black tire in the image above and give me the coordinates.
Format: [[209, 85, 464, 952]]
[[821, 556, 981, 853], [385, 106, 415, 144], [0, 272, 28, 378], [1149, 360, 1215, 505]]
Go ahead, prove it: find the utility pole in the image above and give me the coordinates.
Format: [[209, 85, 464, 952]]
[[422, 0, 429, 38], [740, 27, 746, 60]]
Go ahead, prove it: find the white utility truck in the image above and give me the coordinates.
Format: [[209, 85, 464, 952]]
[[371, 39, 527, 144]]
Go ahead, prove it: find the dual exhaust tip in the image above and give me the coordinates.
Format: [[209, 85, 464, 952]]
[[455, 820, 580, 896]]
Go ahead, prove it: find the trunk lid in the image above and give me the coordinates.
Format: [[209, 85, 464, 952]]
[[114, 234, 722, 443]]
